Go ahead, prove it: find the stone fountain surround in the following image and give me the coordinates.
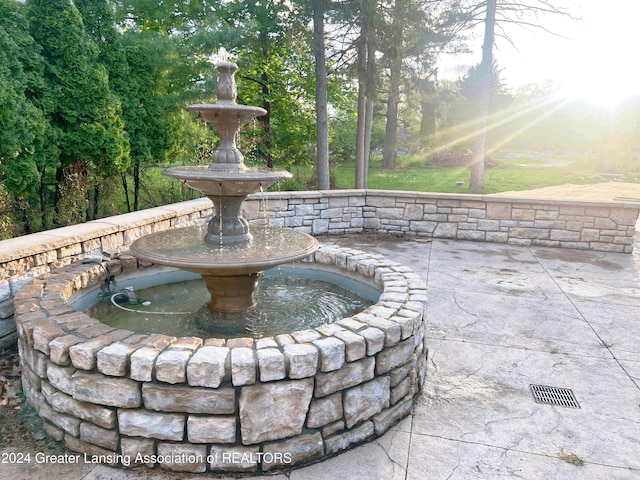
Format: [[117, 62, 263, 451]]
[[15, 242, 427, 474]]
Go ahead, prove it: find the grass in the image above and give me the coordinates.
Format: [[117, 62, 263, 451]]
[[142, 151, 639, 205], [290, 152, 630, 194], [559, 448, 585, 467]]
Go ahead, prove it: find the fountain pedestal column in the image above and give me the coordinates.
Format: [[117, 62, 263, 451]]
[[202, 272, 261, 314]]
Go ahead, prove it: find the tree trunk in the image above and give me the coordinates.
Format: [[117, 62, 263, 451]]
[[260, 72, 274, 169], [420, 101, 436, 144], [122, 172, 131, 213], [354, 34, 368, 189], [383, 58, 401, 170], [39, 165, 49, 230], [363, 38, 376, 187], [469, 0, 496, 192], [133, 162, 140, 211], [53, 166, 64, 227], [313, 0, 330, 190]]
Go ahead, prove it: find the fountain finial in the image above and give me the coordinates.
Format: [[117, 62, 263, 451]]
[[215, 60, 238, 104]]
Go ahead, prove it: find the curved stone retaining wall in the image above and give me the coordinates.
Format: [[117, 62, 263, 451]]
[[2, 188, 637, 346], [15, 245, 427, 474]]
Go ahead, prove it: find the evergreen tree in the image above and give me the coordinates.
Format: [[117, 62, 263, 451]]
[[76, 0, 173, 213], [0, 0, 50, 235], [27, 0, 129, 226]]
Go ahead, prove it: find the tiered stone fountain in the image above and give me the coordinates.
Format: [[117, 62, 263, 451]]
[[131, 60, 318, 320], [14, 58, 428, 475]]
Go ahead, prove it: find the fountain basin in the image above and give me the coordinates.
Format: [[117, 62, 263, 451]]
[[15, 245, 427, 474], [75, 265, 379, 338]]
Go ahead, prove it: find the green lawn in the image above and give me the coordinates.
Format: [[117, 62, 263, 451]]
[[290, 153, 622, 194]]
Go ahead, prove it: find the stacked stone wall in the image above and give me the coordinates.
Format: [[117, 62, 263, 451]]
[[2, 189, 638, 341], [15, 245, 427, 473], [243, 190, 638, 253]]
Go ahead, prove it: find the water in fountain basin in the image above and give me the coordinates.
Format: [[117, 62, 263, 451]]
[[78, 266, 379, 338]]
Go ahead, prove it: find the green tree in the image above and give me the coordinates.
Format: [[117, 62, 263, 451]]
[[218, 0, 315, 169], [380, 0, 466, 170], [76, 0, 174, 213], [27, 0, 129, 226], [462, 0, 574, 191], [0, 0, 49, 236]]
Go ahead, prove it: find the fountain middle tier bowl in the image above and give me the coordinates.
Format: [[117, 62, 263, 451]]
[[163, 165, 292, 196], [130, 225, 318, 276], [185, 102, 266, 126]]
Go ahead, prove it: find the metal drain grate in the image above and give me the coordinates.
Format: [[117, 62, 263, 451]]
[[530, 384, 580, 408]]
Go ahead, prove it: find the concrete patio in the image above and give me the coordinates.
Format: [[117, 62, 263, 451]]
[[2, 234, 639, 479]]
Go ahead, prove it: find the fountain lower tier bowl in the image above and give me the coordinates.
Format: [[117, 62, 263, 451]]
[[163, 165, 292, 197], [130, 225, 318, 314]]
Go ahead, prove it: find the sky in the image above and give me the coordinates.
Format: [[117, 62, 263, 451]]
[[440, 0, 640, 108]]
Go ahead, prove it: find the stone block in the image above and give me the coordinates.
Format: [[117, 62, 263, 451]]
[[322, 420, 345, 437], [72, 371, 141, 408], [359, 327, 385, 355], [130, 346, 161, 381], [65, 435, 119, 463], [332, 330, 366, 361], [209, 445, 259, 473], [231, 347, 256, 386], [508, 227, 549, 239], [325, 421, 374, 455], [21, 342, 48, 378], [511, 208, 535, 221], [157, 442, 207, 473], [312, 337, 345, 372], [80, 422, 119, 450], [227, 337, 253, 349], [239, 379, 313, 444], [187, 346, 229, 387], [373, 398, 413, 435], [343, 377, 390, 428], [314, 357, 375, 398], [390, 376, 412, 404], [283, 343, 318, 379], [360, 316, 401, 346], [97, 342, 138, 376], [550, 230, 581, 241], [187, 415, 236, 443], [155, 349, 192, 384], [307, 393, 343, 428], [120, 437, 155, 467], [291, 329, 322, 343], [433, 223, 457, 238], [42, 420, 65, 442], [375, 338, 415, 374], [118, 409, 184, 441], [389, 355, 416, 387], [49, 335, 84, 365], [50, 390, 116, 428], [256, 347, 286, 382], [142, 383, 235, 414], [47, 363, 76, 395], [39, 402, 80, 435], [255, 337, 278, 349], [168, 336, 203, 351], [262, 432, 324, 471], [32, 321, 66, 355], [610, 208, 640, 225]]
